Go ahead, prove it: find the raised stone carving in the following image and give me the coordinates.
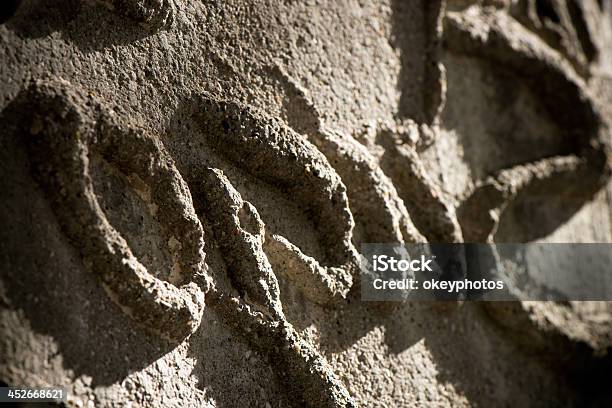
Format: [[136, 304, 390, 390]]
[[445, 3, 612, 355], [198, 169, 355, 407], [13, 79, 208, 343], [191, 95, 360, 305], [2, 0, 612, 406]]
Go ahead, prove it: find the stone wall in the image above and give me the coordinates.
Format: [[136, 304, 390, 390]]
[[1, 0, 612, 406]]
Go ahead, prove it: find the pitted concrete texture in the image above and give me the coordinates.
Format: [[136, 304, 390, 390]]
[[2, 0, 612, 407]]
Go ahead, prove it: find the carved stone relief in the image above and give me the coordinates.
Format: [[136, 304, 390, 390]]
[[2, 0, 612, 406]]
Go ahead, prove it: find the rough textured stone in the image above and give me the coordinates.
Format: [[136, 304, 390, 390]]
[[2, 1, 612, 407]]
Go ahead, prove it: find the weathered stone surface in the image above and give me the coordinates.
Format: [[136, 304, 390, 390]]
[[2, 1, 612, 407]]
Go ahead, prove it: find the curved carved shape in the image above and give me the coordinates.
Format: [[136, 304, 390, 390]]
[[261, 129, 427, 304], [446, 7, 611, 241], [459, 156, 589, 241], [198, 169, 356, 407], [378, 128, 464, 244], [17, 79, 208, 342], [261, 65, 427, 245], [444, 7, 611, 159], [197, 168, 284, 319], [311, 130, 426, 245], [509, 0, 602, 75], [264, 234, 353, 305], [191, 95, 359, 304], [210, 293, 357, 408], [445, 6, 612, 354]]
